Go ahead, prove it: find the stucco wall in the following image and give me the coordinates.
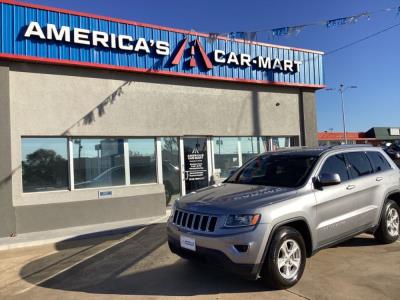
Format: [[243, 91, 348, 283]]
[[0, 66, 16, 237], [15, 188, 165, 233], [1, 61, 317, 236], [8, 63, 301, 138]]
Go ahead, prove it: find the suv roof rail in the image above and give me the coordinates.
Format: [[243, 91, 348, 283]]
[[327, 144, 373, 150], [273, 146, 311, 151]]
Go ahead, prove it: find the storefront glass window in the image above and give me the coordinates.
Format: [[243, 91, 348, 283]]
[[21, 138, 69, 193], [161, 137, 180, 205], [73, 138, 125, 189], [271, 137, 291, 151], [128, 138, 157, 184], [290, 136, 300, 147], [261, 137, 270, 152], [213, 137, 240, 178], [240, 137, 262, 164]]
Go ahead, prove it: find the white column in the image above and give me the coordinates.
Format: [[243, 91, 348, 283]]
[[207, 137, 212, 184], [68, 139, 75, 191], [179, 138, 186, 195], [124, 140, 130, 186], [269, 137, 273, 151], [210, 137, 216, 171], [237, 138, 243, 166], [156, 137, 163, 184], [259, 137, 264, 153]]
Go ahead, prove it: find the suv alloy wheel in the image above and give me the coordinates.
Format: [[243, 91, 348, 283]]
[[374, 200, 400, 244], [261, 226, 306, 289]]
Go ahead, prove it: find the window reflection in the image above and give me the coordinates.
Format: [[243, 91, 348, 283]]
[[240, 137, 264, 164], [22, 138, 69, 192], [73, 138, 125, 189], [128, 138, 157, 184], [161, 137, 180, 205], [213, 136, 299, 179], [213, 137, 239, 178], [270, 136, 300, 151], [271, 137, 290, 150]]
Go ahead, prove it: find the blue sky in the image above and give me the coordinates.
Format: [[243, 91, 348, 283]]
[[20, 0, 400, 132]]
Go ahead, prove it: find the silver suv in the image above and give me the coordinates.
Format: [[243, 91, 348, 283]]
[[167, 145, 400, 289]]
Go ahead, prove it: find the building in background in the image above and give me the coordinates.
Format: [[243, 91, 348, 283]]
[[318, 132, 374, 146], [318, 127, 400, 146], [0, 1, 324, 238], [365, 127, 400, 145]]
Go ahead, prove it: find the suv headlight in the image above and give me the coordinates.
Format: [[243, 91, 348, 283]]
[[225, 214, 261, 227]]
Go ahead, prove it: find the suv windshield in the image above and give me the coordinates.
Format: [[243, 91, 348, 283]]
[[226, 154, 319, 188]]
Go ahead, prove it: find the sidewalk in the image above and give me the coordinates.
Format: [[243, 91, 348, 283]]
[[0, 211, 170, 251]]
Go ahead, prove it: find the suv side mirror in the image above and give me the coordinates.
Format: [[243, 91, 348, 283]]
[[315, 173, 341, 188]]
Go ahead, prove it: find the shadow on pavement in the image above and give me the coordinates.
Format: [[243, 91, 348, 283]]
[[332, 235, 381, 248], [78, 260, 267, 296], [20, 223, 268, 296]]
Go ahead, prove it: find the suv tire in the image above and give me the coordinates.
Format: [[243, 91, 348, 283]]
[[261, 226, 306, 290], [374, 200, 400, 244]]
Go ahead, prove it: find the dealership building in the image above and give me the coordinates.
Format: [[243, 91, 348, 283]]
[[0, 0, 324, 238]]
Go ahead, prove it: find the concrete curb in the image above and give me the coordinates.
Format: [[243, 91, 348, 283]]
[[0, 211, 170, 251]]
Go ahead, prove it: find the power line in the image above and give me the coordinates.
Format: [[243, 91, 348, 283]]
[[325, 22, 400, 56]]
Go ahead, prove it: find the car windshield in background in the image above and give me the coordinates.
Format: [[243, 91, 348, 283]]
[[391, 144, 400, 151], [226, 154, 319, 188]]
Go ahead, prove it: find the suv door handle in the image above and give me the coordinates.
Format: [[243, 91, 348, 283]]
[[346, 185, 356, 190], [376, 177, 384, 182]]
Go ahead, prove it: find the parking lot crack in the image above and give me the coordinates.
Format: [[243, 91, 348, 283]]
[[285, 289, 313, 300]]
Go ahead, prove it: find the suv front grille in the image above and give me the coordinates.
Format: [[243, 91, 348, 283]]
[[173, 209, 218, 232]]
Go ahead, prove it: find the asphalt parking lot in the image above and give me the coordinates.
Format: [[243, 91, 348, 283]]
[[0, 222, 399, 300]]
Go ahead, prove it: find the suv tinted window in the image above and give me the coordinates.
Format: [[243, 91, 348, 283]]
[[319, 154, 349, 182], [346, 152, 373, 178], [226, 154, 318, 188], [367, 151, 392, 172]]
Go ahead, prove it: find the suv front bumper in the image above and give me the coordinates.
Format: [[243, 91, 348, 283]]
[[168, 236, 260, 280], [167, 221, 270, 280]]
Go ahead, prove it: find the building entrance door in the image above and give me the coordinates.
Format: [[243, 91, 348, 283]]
[[181, 137, 210, 195]]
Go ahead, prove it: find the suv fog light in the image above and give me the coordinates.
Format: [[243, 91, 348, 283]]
[[233, 244, 249, 253]]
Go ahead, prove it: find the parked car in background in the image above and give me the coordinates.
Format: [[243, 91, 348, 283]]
[[167, 145, 400, 289], [383, 143, 400, 160]]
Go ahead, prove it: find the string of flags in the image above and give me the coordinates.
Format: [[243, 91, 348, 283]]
[[207, 5, 400, 42]]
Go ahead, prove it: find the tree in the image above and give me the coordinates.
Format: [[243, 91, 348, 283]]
[[22, 149, 68, 191]]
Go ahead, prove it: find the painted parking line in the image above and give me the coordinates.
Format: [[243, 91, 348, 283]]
[[13, 226, 148, 295]]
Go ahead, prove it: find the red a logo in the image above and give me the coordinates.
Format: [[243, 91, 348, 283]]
[[170, 37, 213, 69]]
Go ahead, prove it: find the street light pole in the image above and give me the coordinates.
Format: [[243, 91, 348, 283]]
[[339, 84, 347, 144], [326, 84, 357, 145]]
